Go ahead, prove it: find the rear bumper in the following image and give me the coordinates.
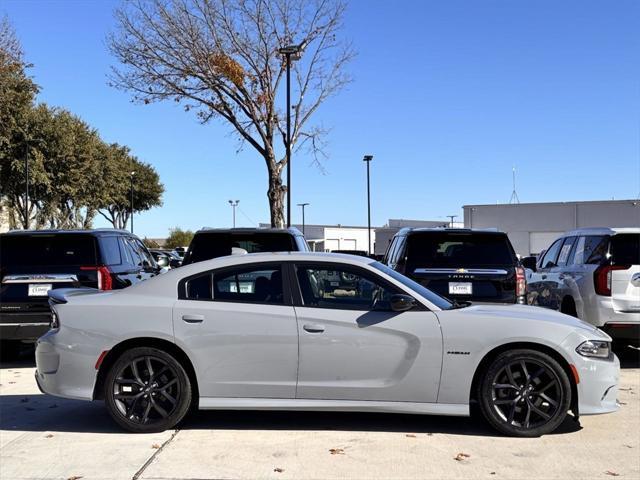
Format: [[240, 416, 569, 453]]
[[35, 330, 96, 401], [0, 312, 51, 341]]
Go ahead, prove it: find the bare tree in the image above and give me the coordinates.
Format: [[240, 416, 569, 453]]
[[109, 0, 354, 227]]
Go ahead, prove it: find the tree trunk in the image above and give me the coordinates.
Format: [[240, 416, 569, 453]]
[[266, 155, 286, 228]]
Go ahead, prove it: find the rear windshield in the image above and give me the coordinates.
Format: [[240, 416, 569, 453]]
[[611, 234, 640, 265], [406, 232, 516, 268], [185, 232, 296, 264], [0, 234, 97, 267]]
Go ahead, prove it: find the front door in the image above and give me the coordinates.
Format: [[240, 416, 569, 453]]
[[173, 262, 298, 398], [292, 262, 442, 403]]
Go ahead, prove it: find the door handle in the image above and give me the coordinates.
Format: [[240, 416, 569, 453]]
[[182, 314, 204, 323], [541, 275, 547, 280], [303, 324, 325, 333]]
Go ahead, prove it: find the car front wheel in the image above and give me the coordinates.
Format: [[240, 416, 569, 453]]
[[104, 347, 192, 433], [478, 349, 571, 437]]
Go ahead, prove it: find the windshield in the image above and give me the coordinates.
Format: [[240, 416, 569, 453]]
[[406, 232, 516, 269], [0, 234, 97, 267], [371, 261, 453, 310]]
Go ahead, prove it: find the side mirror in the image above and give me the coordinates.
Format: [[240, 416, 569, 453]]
[[521, 256, 537, 272], [390, 294, 416, 312], [156, 256, 169, 268]]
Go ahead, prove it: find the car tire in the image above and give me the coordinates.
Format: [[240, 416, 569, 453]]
[[104, 347, 192, 433], [478, 349, 571, 437]]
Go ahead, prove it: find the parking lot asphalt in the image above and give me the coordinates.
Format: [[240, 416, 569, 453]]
[[1, 348, 639, 480]]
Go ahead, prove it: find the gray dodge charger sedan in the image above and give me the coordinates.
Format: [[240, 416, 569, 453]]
[[35, 252, 620, 436]]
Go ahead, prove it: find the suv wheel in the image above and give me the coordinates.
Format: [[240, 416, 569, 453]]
[[478, 349, 571, 437], [104, 347, 192, 433]]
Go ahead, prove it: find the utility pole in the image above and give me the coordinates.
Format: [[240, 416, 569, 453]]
[[228, 200, 240, 228], [446, 215, 457, 228], [278, 44, 303, 227], [130, 171, 136, 233], [297, 203, 309, 236], [363, 155, 373, 256]]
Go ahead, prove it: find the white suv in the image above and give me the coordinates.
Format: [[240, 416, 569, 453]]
[[527, 227, 639, 345]]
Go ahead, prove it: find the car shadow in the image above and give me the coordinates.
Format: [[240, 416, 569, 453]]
[[0, 390, 582, 437]]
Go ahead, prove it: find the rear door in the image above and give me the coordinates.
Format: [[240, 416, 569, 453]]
[[404, 232, 518, 303], [292, 262, 442, 402], [610, 233, 640, 314], [173, 262, 299, 398]]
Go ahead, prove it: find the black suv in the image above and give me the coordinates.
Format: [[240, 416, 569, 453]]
[[383, 228, 526, 304], [182, 227, 309, 265], [0, 229, 160, 355]]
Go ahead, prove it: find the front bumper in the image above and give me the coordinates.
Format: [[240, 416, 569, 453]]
[[574, 352, 620, 416]]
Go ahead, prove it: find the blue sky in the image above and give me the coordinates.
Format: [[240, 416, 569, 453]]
[[3, 0, 639, 237]]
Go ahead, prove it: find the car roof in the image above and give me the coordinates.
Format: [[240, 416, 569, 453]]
[[1, 228, 133, 237], [563, 227, 640, 236], [195, 227, 304, 235], [396, 227, 504, 236]]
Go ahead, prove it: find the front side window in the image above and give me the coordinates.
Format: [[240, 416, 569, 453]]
[[295, 264, 399, 310], [540, 239, 564, 269]]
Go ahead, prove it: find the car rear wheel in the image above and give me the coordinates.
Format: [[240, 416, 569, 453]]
[[478, 349, 571, 437], [104, 347, 192, 433]]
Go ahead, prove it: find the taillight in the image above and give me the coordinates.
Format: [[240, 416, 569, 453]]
[[594, 264, 630, 296], [516, 266, 526, 297], [80, 265, 113, 290]]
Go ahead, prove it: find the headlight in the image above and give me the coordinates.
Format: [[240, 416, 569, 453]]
[[576, 340, 611, 359]]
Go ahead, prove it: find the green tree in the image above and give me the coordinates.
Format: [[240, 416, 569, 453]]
[[0, 16, 39, 228], [164, 227, 194, 249], [96, 144, 164, 229], [109, 0, 353, 227]]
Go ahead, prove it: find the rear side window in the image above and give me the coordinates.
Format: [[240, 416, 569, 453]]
[[584, 236, 609, 265], [557, 237, 577, 266], [0, 234, 97, 267], [100, 237, 122, 265], [610, 234, 640, 265], [186, 233, 296, 264], [405, 232, 516, 269]]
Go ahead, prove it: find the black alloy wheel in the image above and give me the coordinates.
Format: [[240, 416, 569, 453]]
[[479, 349, 571, 437], [105, 347, 191, 433]]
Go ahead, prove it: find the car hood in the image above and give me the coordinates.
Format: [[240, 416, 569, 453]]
[[460, 304, 603, 336]]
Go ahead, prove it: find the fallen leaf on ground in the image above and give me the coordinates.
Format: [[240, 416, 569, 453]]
[[490, 473, 496, 475], [623, 444, 633, 448], [274, 468, 284, 473], [8, 381, 15, 384], [426, 433, 433, 436], [329, 448, 345, 455], [151, 444, 160, 449], [405, 434, 417, 438], [454, 453, 471, 461], [67, 476, 83, 480], [605, 471, 620, 477], [45, 434, 54, 438]]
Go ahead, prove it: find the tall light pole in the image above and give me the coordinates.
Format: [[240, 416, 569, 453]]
[[278, 44, 303, 228], [446, 215, 457, 228], [363, 155, 373, 256], [297, 203, 309, 236], [228, 200, 240, 228], [130, 171, 136, 233]]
